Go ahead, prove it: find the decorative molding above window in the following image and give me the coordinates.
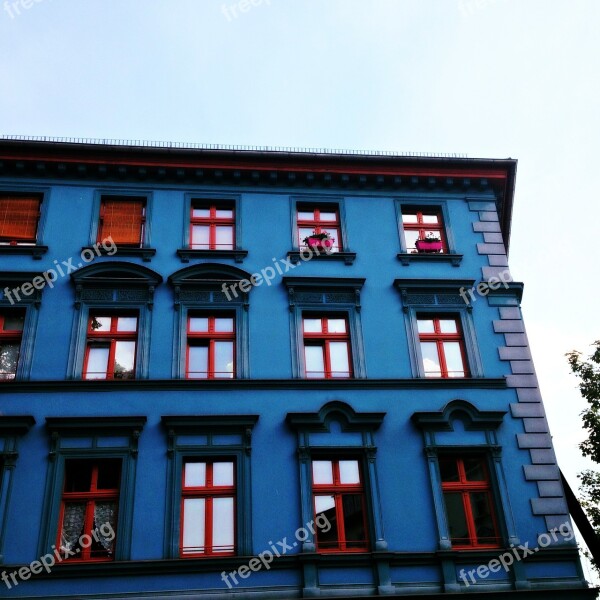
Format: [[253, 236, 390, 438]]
[[287, 400, 385, 433], [393, 279, 475, 313], [412, 399, 506, 432], [169, 263, 254, 310], [45, 416, 147, 459], [71, 262, 163, 309], [283, 277, 365, 313]]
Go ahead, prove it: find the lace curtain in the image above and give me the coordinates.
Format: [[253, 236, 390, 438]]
[[94, 502, 117, 553], [61, 503, 85, 552]]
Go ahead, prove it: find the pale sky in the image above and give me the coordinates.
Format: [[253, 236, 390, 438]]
[[1, 0, 599, 535]]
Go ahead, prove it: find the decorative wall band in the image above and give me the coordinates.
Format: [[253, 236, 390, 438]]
[[477, 243, 507, 255], [510, 403, 544, 418], [523, 418, 549, 433], [473, 221, 502, 233], [531, 497, 569, 515]]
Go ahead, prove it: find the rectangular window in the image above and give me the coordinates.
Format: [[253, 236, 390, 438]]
[[303, 315, 352, 379], [180, 459, 236, 556], [83, 314, 138, 380], [57, 459, 120, 561], [417, 315, 467, 378], [186, 314, 235, 379], [312, 459, 368, 552], [297, 206, 341, 253], [190, 203, 235, 250], [439, 456, 500, 549], [401, 208, 446, 253], [0, 309, 25, 380], [0, 194, 41, 245], [98, 197, 145, 246]]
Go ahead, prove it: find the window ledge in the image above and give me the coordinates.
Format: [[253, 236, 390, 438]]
[[0, 245, 48, 259], [82, 246, 156, 262], [177, 248, 248, 264], [397, 252, 463, 267], [287, 250, 357, 266], [3, 377, 507, 392]]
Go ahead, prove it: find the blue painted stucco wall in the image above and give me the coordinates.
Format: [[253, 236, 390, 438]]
[[0, 145, 594, 599]]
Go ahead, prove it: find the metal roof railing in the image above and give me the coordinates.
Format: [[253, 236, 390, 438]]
[[0, 134, 468, 159]]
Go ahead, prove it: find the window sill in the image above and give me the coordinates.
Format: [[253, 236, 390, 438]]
[[0, 244, 48, 259], [287, 250, 357, 265], [397, 252, 463, 267], [82, 246, 156, 262], [177, 248, 248, 263], [398, 252, 463, 267]]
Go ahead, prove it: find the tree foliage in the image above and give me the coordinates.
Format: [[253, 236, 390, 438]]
[[567, 341, 600, 569]]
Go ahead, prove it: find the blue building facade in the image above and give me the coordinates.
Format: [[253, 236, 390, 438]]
[[0, 138, 595, 599]]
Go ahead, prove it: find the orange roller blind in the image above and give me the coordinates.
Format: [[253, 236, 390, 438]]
[[0, 196, 41, 242], [99, 199, 144, 245]]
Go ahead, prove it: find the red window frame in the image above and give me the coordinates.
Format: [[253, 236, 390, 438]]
[[56, 459, 120, 562], [97, 197, 146, 247], [417, 315, 468, 378], [302, 314, 353, 379], [186, 314, 236, 379], [189, 203, 235, 250], [297, 206, 341, 251], [312, 458, 369, 553], [83, 313, 138, 380], [401, 207, 447, 253], [0, 309, 25, 380], [0, 194, 42, 245], [180, 459, 236, 557], [439, 456, 501, 549]]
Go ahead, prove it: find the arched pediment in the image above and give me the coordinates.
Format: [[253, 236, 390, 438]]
[[169, 263, 252, 286], [71, 261, 162, 286], [287, 400, 385, 433], [412, 399, 506, 432]]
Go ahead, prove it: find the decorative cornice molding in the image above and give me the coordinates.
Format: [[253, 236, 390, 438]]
[[3, 377, 508, 393]]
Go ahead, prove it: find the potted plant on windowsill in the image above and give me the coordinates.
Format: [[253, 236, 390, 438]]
[[415, 233, 443, 253], [303, 231, 335, 251]]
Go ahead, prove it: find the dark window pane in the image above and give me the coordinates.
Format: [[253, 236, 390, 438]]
[[97, 460, 121, 489], [315, 495, 338, 549], [464, 458, 486, 482], [470, 492, 496, 544], [3, 312, 25, 331], [443, 492, 469, 544], [439, 458, 460, 482], [64, 461, 93, 492], [342, 494, 366, 548]]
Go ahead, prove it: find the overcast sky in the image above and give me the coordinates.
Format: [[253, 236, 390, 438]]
[[1, 0, 599, 531]]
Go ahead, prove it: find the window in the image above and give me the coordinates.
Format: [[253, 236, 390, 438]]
[[303, 315, 352, 378], [180, 459, 236, 556], [57, 459, 121, 561], [0, 194, 41, 246], [186, 313, 235, 379], [190, 203, 235, 250], [312, 458, 368, 552], [98, 197, 145, 247], [439, 455, 500, 549], [297, 207, 341, 253], [162, 415, 257, 558], [401, 208, 446, 253], [0, 309, 25, 380], [417, 315, 468, 378], [83, 314, 138, 380]]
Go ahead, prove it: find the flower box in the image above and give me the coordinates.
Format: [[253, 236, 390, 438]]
[[415, 239, 443, 253], [307, 237, 334, 250]]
